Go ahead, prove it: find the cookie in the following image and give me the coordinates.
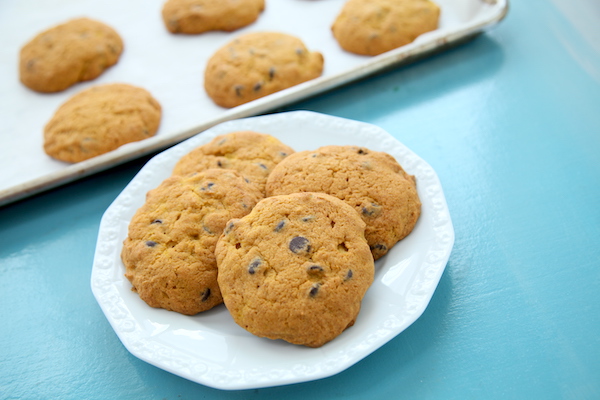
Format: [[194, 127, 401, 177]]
[[162, 0, 265, 34], [19, 18, 123, 93], [331, 0, 440, 56], [215, 192, 374, 347], [172, 131, 295, 195], [266, 145, 421, 260], [121, 168, 263, 315], [204, 32, 324, 108], [44, 83, 161, 163]]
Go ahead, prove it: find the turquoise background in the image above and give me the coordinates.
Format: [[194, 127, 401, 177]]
[[2, 1, 599, 399]]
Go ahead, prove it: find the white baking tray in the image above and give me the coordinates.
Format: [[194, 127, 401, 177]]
[[0, 0, 508, 206]]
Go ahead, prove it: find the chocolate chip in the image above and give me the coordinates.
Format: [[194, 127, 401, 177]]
[[357, 148, 369, 155], [224, 222, 234, 234], [280, 151, 288, 157], [301, 216, 315, 222], [202, 225, 213, 235], [362, 203, 382, 217], [234, 85, 244, 97], [217, 160, 224, 168], [370, 244, 388, 251], [201, 182, 215, 191], [145, 240, 157, 247], [248, 258, 262, 274], [269, 67, 276, 80], [289, 236, 310, 254], [274, 220, 286, 232], [345, 269, 353, 280], [257, 163, 268, 170], [307, 265, 324, 276], [254, 82, 262, 92], [200, 288, 211, 302], [309, 283, 320, 297], [296, 48, 305, 56], [151, 219, 163, 224], [218, 138, 227, 145]]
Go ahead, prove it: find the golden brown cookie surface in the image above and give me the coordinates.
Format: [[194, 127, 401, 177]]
[[216, 192, 374, 347], [43, 83, 161, 163], [121, 169, 263, 315], [172, 131, 295, 195], [162, 0, 265, 34], [332, 0, 440, 56], [204, 32, 324, 108], [266, 145, 421, 260], [19, 18, 123, 93]]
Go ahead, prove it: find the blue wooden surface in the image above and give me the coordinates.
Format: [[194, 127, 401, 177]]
[[2, 1, 600, 399]]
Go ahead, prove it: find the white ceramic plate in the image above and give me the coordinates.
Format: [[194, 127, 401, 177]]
[[91, 111, 454, 390], [0, 0, 507, 206]]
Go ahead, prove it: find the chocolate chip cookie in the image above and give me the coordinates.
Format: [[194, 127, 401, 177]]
[[44, 83, 161, 163], [204, 32, 324, 108], [215, 192, 374, 347], [162, 0, 265, 34], [266, 145, 421, 260], [332, 0, 440, 56], [172, 130, 295, 195], [121, 168, 263, 315], [19, 17, 123, 93]]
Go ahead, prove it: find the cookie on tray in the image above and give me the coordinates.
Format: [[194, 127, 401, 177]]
[[172, 130, 295, 195], [331, 0, 440, 56], [122, 168, 263, 315], [19, 18, 124, 93], [162, 0, 265, 34], [266, 145, 421, 260], [43, 83, 161, 163], [204, 32, 324, 108], [215, 192, 375, 347]]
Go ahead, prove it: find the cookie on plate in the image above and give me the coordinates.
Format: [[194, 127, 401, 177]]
[[122, 168, 263, 315], [172, 130, 295, 195], [216, 192, 375, 347], [266, 145, 421, 260], [162, 0, 265, 34], [204, 32, 324, 108], [331, 0, 440, 56], [44, 83, 161, 163], [19, 18, 124, 93]]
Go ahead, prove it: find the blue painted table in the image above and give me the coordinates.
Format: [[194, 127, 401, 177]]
[[2, 1, 599, 399]]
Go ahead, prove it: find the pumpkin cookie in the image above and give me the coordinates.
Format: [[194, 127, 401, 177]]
[[204, 32, 324, 108], [162, 0, 265, 34], [172, 130, 295, 195], [19, 17, 123, 93], [332, 0, 440, 56], [215, 192, 374, 347], [266, 145, 421, 260], [121, 169, 263, 315], [43, 83, 161, 163]]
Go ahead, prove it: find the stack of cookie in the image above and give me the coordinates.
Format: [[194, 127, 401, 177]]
[[121, 130, 421, 347]]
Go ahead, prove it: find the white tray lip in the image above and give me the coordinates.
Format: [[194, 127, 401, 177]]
[[91, 110, 455, 390], [0, 0, 508, 207]]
